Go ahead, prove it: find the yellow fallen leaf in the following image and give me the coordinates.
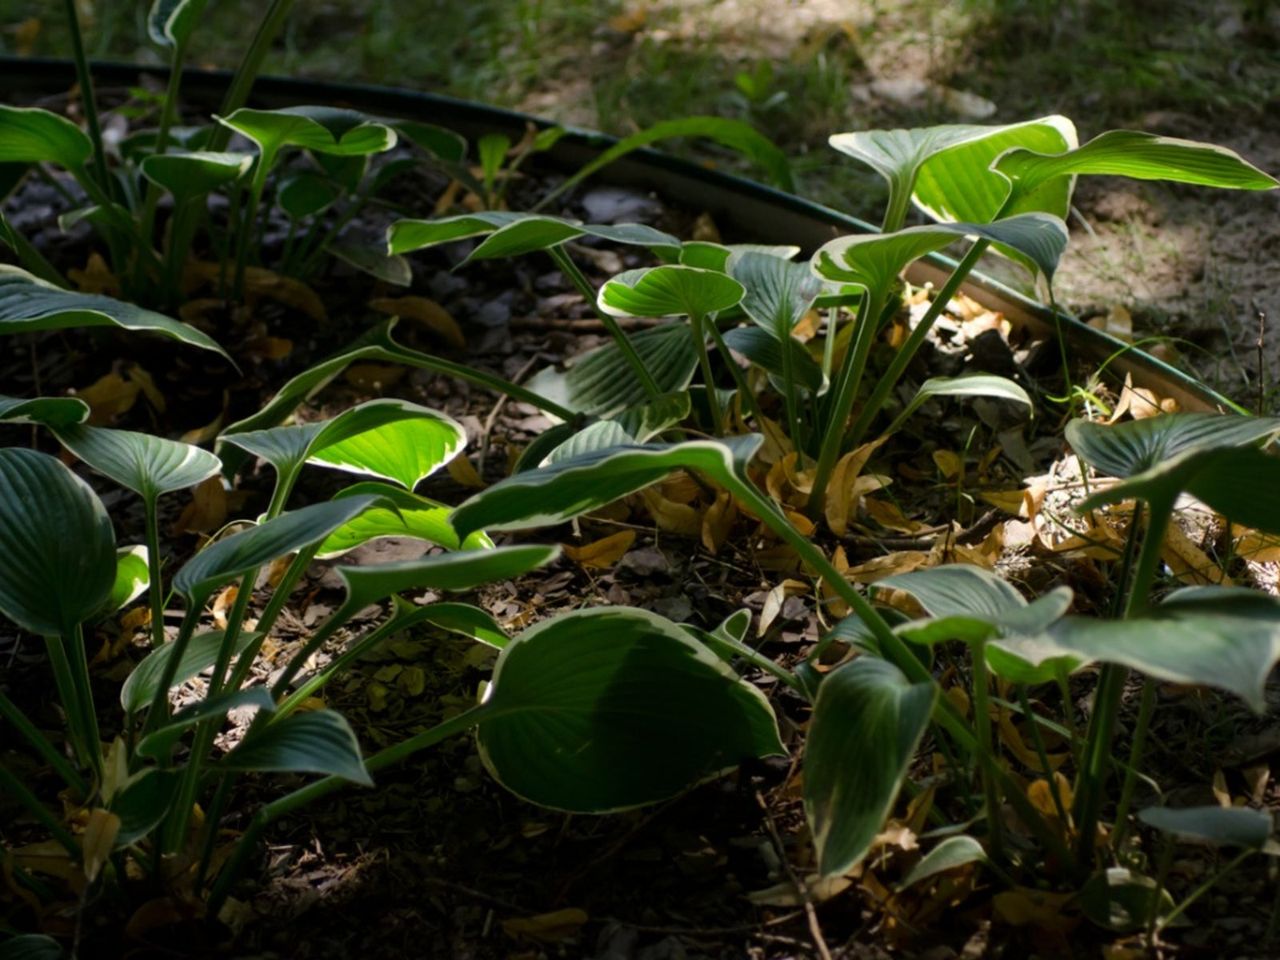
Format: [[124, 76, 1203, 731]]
[[171, 475, 228, 535], [211, 585, 239, 630], [68, 251, 120, 296], [1234, 525, 1280, 563], [863, 496, 928, 533], [1162, 522, 1230, 586], [759, 578, 808, 636], [180, 391, 229, 445], [825, 437, 889, 536], [502, 907, 589, 943], [76, 364, 165, 424], [932, 449, 963, 481], [370, 296, 465, 348], [691, 211, 721, 243], [639, 487, 701, 536], [701, 490, 737, 553], [746, 874, 852, 906], [842, 551, 929, 584], [563, 530, 636, 569], [344, 363, 407, 391], [82, 809, 120, 882], [446, 454, 485, 489], [185, 261, 326, 322]]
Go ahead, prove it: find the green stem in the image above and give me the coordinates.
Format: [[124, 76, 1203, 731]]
[[43, 634, 90, 770], [846, 242, 988, 448], [139, 38, 190, 252], [0, 690, 88, 796], [1, 216, 67, 286], [274, 610, 412, 719], [548, 246, 660, 400], [62, 0, 110, 192], [206, 0, 297, 151], [1111, 677, 1157, 847], [143, 607, 201, 734], [881, 175, 912, 234], [66, 623, 102, 781], [144, 499, 167, 652], [1147, 837, 1174, 944], [690, 311, 724, 436], [971, 641, 1004, 860], [807, 290, 883, 515], [1017, 685, 1068, 826], [71, 170, 165, 279], [225, 545, 319, 694], [0, 764, 80, 857], [232, 163, 271, 299], [706, 322, 768, 430], [777, 319, 806, 452], [207, 703, 488, 913], [269, 606, 352, 699]]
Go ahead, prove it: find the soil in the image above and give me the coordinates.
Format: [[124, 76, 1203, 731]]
[[2, 83, 1280, 960]]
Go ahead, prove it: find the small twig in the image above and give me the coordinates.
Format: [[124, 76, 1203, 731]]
[[756, 790, 833, 960]]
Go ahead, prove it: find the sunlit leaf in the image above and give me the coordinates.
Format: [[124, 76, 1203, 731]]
[[140, 151, 250, 202], [598, 265, 744, 320], [477, 607, 785, 811], [805, 657, 936, 876], [316, 481, 492, 559], [387, 211, 679, 262], [728, 249, 822, 340], [104, 545, 149, 616], [0, 394, 89, 427], [216, 106, 397, 164]]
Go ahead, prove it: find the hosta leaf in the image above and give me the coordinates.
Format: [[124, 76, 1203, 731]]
[[395, 120, 468, 165], [1033, 588, 1280, 712], [0, 448, 115, 635], [276, 171, 341, 219], [721, 325, 825, 394], [0, 266, 229, 358], [326, 239, 412, 287], [1081, 867, 1176, 933], [995, 131, 1279, 196], [136, 687, 275, 759], [174, 495, 387, 608], [104, 545, 149, 616], [729, 250, 823, 340], [335, 544, 559, 612], [0, 934, 65, 960], [147, 0, 209, 47], [0, 105, 93, 168], [1067, 413, 1280, 480], [884, 375, 1031, 438], [477, 607, 785, 812], [452, 435, 762, 538], [805, 657, 936, 876], [121, 629, 258, 713], [54, 424, 221, 500], [679, 242, 800, 271], [316, 482, 492, 559], [0, 394, 88, 427], [543, 421, 634, 465], [880, 564, 1026, 621], [830, 118, 1076, 223], [141, 151, 251, 202], [899, 836, 989, 890], [1138, 805, 1274, 850], [110, 768, 180, 847], [811, 215, 1068, 294], [226, 709, 371, 785], [613, 393, 692, 442], [216, 107, 397, 165], [220, 398, 466, 491], [525, 323, 698, 418], [387, 211, 679, 262], [598, 266, 745, 320]]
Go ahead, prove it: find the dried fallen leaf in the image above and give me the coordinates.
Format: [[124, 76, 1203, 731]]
[[171, 475, 228, 535], [68, 252, 121, 296], [825, 437, 889, 536], [81, 809, 121, 882], [502, 907, 589, 943], [185, 261, 327, 322], [639, 487, 701, 536], [344, 362, 408, 392], [701, 489, 737, 553], [563, 530, 636, 569], [369, 296, 465, 347], [746, 874, 852, 906], [446, 454, 485, 489]]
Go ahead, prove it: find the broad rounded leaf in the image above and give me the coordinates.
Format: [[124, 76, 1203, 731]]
[[881, 564, 1027, 622], [0, 934, 65, 960], [226, 709, 371, 785], [599, 266, 745, 320], [0, 448, 115, 635], [54, 424, 221, 500], [316, 482, 492, 559], [452, 436, 761, 538], [477, 607, 785, 812], [1067, 413, 1280, 480], [728, 250, 822, 340], [388, 211, 678, 262], [811, 215, 1068, 293], [805, 657, 936, 876], [216, 107, 397, 163], [110, 768, 180, 848], [174, 495, 387, 607], [148, 0, 209, 47], [721, 326, 825, 394], [0, 266, 230, 358], [526, 323, 698, 418], [121, 630, 258, 713], [0, 394, 89, 427], [884, 375, 1031, 438], [1139, 805, 1273, 850], [0, 105, 92, 168], [141, 151, 251, 202], [995, 131, 1279, 195], [276, 171, 342, 220], [899, 835, 988, 890], [1080, 867, 1175, 933]]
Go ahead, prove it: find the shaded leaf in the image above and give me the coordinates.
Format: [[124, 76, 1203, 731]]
[[1139, 805, 1273, 850], [121, 630, 258, 713], [227, 709, 371, 785], [54, 424, 221, 500]]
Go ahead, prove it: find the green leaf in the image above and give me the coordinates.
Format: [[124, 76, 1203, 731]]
[[136, 687, 275, 759], [0, 266, 230, 359], [0, 394, 88, 427], [1139, 805, 1273, 850], [543, 421, 635, 465], [899, 836, 989, 890], [811, 215, 1068, 294], [613, 393, 693, 442], [1080, 868, 1176, 933], [104, 545, 149, 616], [174, 495, 387, 608], [140, 151, 250, 203], [0, 934, 65, 960], [225, 709, 371, 785], [53, 424, 221, 500], [525, 323, 698, 418], [0, 448, 115, 636], [804, 657, 937, 876], [598, 266, 745, 320], [110, 768, 179, 847], [316, 482, 492, 559], [830, 118, 1077, 225], [147, 0, 209, 47], [276, 171, 341, 219], [0, 105, 93, 168], [326, 240, 412, 287], [335, 544, 559, 612], [387, 211, 680, 263], [539, 115, 794, 208], [121, 630, 258, 713], [395, 120, 468, 164], [721, 326, 826, 394], [995, 131, 1279, 197], [220, 398, 466, 492], [1044, 588, 1280, 713], [452, 435, 762, 538], [883, 374, 1031, 438], [476, 607, 785, 812], [881, 564, 1026, 621], [216, 107, 397, 164], [682, 242, 801, 272], [729, 250, 823, 340], [1068, 413, 1280, 480]]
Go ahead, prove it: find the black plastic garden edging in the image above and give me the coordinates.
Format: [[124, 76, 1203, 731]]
[[0, 56, 1233, 413]]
